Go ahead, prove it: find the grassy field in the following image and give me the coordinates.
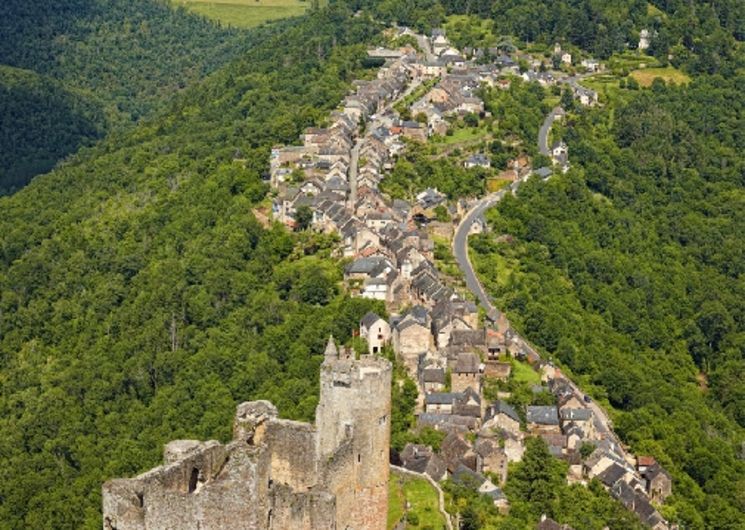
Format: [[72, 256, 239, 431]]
[[630, 66, 691, 87], [388, 472, 448, 529], [606, 51, 660, 72], [173, 0, 308, 28]]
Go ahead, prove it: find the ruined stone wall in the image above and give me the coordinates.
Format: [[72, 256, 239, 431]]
[[103, 348, 393, 530], [102, 440, 270, 530], [264, 419, 317, 490]]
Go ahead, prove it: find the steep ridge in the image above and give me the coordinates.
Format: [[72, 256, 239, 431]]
[[0, 0, 254, 191]]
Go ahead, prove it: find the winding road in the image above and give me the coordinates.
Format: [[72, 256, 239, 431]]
[[451, 106, 628, 456], [538, 107, 563, 156]]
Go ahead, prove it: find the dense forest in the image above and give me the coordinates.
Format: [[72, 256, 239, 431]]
[[0, 4, 383, 528], [0, 66, 105, 193], [0, 0, 253, 192], [472, 73, 745, 527]]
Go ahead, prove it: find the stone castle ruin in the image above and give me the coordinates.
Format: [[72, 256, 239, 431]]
[[102, 337, 392, 530]]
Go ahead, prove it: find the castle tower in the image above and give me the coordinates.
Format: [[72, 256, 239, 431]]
[[315, 336, 392, 530]]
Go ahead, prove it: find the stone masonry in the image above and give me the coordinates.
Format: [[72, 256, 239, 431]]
[[102, 337, 392, 530]]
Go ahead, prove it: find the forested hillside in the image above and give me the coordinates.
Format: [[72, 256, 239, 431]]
[[0, 66, 105, 193], [0, 0, 253, 192], [0, 5, 382, 528], [369, 0, 743, 71], [472, 73, 745, 528]]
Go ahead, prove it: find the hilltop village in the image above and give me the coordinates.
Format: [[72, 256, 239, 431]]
[[104, 28, 674, 530], [268, 27, 673, 530]]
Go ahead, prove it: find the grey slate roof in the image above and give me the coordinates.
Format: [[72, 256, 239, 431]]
[[526, 406, 559, 426], [360, 311, 383, 329], [422, 367, 446, 384], [425, 392, 459, 405], [454, 352, 480, 373], [560, 408, 592, 421], [597, 463, 627, 487], [486, 400, 520, 423]]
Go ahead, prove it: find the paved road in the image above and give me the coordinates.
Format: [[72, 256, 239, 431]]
[[452, 106, 629, 460], [452, 189, 510, 321], [538, 107, 563, 156]]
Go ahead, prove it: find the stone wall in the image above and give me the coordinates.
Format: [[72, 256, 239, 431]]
[[102, 345, 392, 530]]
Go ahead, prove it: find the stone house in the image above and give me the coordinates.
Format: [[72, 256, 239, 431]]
[[451, 351, 483, 394], [453, 387, 482, 418], [559, 408, 594, 438], [421, 366, 447, 393], [359, 312, 391, 355], [482, 400, 521, 436], [464, 153, 491, 169], [425, 392, 458, 414], [526, 406, 560, 434], [433, 315, 472, 349], [449, 328, 487, 353], [402, 120, 427, 142], [441, 433, 480, 473], [432, 33, 449, 56], [475, 438, 509, 485], [483, 361, 511, 380], [399, 444, 447, 482], [643, 463, 672, 503], [392, 309, 432, 374]]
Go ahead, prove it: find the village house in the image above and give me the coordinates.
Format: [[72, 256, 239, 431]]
[[641, 462, 672, 503], [453, 387, 482, 419], [451, 351, 483, 394], [482, 400, 521, 436], [474, 438, 509, 484], [421, 366, 447, 393], [540, 432, 568, 457], [560, 407, 594, 439], [580, 58, 602, 72], [399, 444, 447, 481], [551, 140, 569, 172], [449, 328, 487, 353], [392, 306, 433, 373], [417, 412, 480, 434], [359, 312, 391, 354], [425, 392, 459, 414], [401, 120, 428, 142], [432, 30, 449, 56], [526, 406, 561, 435], [432, 313, 472, 349], [464, 153, 491, 169], [574, 85, 598, 106], [441, 432, 480, 473]]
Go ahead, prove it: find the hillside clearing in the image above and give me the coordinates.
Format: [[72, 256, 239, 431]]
[[173, 0, 308, 28], [630, 66, 691, 87]]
